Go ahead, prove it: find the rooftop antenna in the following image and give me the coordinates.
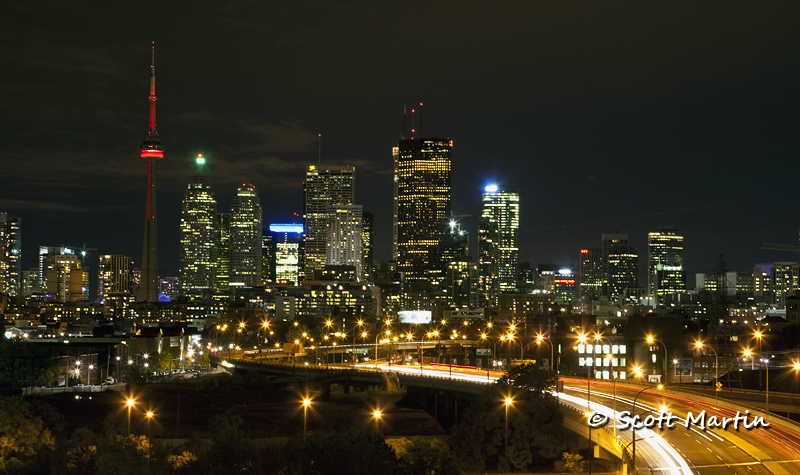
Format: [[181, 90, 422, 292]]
[[195, 153, 206, 174], [411, 107, 416, 139], [318, 134, 321, 164], [419, 102, 423, 137]]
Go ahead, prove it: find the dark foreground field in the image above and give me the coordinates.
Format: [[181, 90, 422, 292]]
[[36, 372, 445, 440]]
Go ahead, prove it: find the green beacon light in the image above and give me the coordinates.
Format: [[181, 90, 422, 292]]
[[196, 153, 205, 165]]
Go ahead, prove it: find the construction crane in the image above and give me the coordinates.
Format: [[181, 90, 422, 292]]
[[761, 242, 800, 266]]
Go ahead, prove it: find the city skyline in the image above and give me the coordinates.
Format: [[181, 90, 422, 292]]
[[2, 2, 799, 280]]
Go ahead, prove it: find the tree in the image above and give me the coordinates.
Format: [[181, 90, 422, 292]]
[[396, 438, 459, 475], [451, 380, 565, 472], [37, 357, 63, 387], [283, 429, 400, 475], [194, 352, 210, 369], [562, 451, 586, 473], [153, 350, 173, 372], [0, 397, 55, 472]]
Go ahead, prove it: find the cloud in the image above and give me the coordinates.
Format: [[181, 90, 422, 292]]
[[239, 118, 319, 154], [0, 199, 94, 214]]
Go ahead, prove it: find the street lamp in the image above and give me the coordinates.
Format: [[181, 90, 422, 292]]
[[754, 330, 764, 393], [375, 332, 389, 369], [480, 333, 496, 380], [646, 335, 668, 383], [673, 359, 681, 386], [302, 398, 311, 444], [535, 334, 554, 372], [126, 398, 135, 436], [420, 331, 439, 373], [743, 348, 770, 412], [504, 397, 513, 470], [373, 409, 382, 435], [695, 341, 719, 400], [631, 384, 664, 474], [145, 411, 154, 465]]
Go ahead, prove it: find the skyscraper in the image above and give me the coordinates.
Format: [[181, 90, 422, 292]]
[[579, 248, 602, 302], [47, 254, 88, 303], [98, 254, 133, 299], [39, 246, 73, 295], [215, 213, 230, 292], [361, 212, 374, 282], [303, 166, 355, 277], [138, 43, 163, 302], [268, 223, 303, 285], [0, 213, 21, 297], [179, 158, 218, 296], [772, 262, 798, 307], [647, 227, 685, 297], [601, 233, 628, 298], [430, 220, 469, 303], [478, 184, 519, 307], [393, 138, 452, 283], [229, 184, 263, 287], [607, 244, 639, 301], [326, 205, 363, 280]]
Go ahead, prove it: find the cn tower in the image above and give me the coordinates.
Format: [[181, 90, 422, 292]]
[[138, 43, 163, 302]]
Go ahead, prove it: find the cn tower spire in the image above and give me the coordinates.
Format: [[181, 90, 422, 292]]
[[141, 42, 162, 157], [138, 42, 163, 302], [148, 42, 157, 134]]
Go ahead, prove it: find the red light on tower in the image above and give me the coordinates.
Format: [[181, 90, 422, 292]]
[[580, 249, 589, 254]]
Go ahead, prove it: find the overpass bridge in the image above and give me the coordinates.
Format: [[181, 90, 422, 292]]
[[216, 352, 800, 474], [215, 354, 630, 470]]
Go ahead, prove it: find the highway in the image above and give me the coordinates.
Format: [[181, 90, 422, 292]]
[[566, 378, 800, 475], [376, 363, 800, 475], [235, 349, 800, 474]]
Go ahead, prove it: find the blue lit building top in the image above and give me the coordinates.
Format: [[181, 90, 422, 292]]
[[269, 223, 304, 234]]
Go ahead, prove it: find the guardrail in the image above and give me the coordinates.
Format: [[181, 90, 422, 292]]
[[22, 383, 126, 396]]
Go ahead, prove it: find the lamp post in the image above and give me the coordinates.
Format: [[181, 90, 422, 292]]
[[535, 334, 554, 371], [696, 341, 719, 400], [420, 331, 439, 373], [744, 349, 770, 412], [126, 398, 135, 436], [754, 330, 765, 394], [577, 332, 597, 474], [404, 332, 414, 366], [373, 410, 382, 435], [480, 333, 496, 380], [646, 335, 668, 383], [674, 359, 681, 386], [504, 397, 513, 470], [303, 398, 311, 444], [764, 355, 770, 413], [630, 384, 663, 474], [374, 332, 385, 369], [145, 411, 154, 465]]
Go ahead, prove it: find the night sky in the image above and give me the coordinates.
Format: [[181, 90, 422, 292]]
[[3, 1, 799, 284]]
